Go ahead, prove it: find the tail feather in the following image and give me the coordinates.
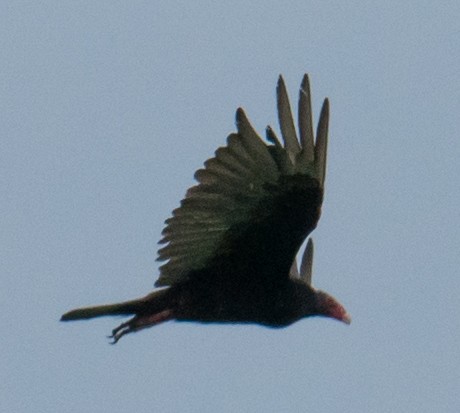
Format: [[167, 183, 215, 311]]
[[60, 289, 171, 322], [61, 289, 175, 342], [61, 299, 141, 321]]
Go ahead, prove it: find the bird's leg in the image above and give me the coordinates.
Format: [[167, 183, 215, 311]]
[[109, 309, 174, 344]]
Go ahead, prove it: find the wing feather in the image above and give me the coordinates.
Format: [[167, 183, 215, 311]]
[[277, 76, 301, 161], [289, 239, 314, 285], [155, 75, 329, 287], [314, 99, 329, 186], [289, 257, 300, 278], [300, 239, 314, 285], [298, 74, 315, 163]]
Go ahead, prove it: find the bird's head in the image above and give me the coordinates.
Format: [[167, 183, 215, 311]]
[[290, 239, 351, 325], [314, 290, 351, 324]]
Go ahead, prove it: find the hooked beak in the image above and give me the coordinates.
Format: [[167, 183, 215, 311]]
[[340, 312, 352, 325]]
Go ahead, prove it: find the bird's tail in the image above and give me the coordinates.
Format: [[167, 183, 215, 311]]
[[60, 299, 140, 321], [60, 289, 170, 322], [60, 289, 174, 343]]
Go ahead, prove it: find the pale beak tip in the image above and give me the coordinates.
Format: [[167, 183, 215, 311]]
[[342, 313, 352, 325]]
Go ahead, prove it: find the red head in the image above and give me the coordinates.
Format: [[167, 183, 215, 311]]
[[315, 290, 351, 324]]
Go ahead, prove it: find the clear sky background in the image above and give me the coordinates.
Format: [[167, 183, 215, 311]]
[[2, 2, 459, 412]]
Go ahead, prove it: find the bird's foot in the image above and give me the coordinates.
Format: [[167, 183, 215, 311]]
[[108, 309, 173, 344], [109, 318, 135, 344]]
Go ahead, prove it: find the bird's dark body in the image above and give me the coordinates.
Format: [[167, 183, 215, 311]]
[[171, 276, 318, 327]]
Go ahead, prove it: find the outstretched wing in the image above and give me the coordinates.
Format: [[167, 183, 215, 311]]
[[155, 74, 329, 287]]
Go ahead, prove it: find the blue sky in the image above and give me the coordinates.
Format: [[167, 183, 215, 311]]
[[2, 2, 459, 412]]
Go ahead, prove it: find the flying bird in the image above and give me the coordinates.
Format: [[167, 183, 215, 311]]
[[61, 74, 350, 343]]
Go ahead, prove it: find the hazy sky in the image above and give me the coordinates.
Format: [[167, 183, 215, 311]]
[[2, 2, 459, 412]]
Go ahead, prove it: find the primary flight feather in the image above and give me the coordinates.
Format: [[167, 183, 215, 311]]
[[61, 74, 350, 343]]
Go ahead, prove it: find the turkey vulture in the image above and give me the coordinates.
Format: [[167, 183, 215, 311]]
[[61, 74, 350, 343]]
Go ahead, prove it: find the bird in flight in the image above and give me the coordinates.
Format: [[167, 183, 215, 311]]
[[61, 74, 351, 343]]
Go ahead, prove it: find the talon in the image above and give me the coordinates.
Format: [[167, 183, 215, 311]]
[[107, 310, 173, 343], [110, 325, 129, 344], [108, 318, 136, 344], [111, 320, 130, 337]]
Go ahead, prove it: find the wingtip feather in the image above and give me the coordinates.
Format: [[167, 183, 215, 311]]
[[300, 238, 314, 285], [277, 75, 301, 159], [298, 74, 315, 163], [314, 98, 330, 186]]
